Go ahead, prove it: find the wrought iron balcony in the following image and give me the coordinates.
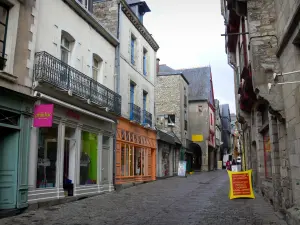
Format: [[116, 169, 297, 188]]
[[34, 51, 121, 115], [143, 110, 152, 126], [129, 103, 141, 123]]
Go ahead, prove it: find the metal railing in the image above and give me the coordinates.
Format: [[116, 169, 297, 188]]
[[34, 51, 121, 115], [129, 103, 141, 123], [143, 110, 152, 125]]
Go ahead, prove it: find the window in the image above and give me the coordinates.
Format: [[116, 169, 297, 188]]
[[263, 131, 272, 179], [36, 124, 59, 188], [0, 4, 8, 68], [80, 131, 98, 185], [168, 114, 175, 124], [120, 145, 149, 177], [184, 120, 188, 131], [129, 82, 135, 120], [92, 54, 102, 81], [143, 48, 147, 76], [198, 105, 203, 112], [143, 91, 147, 123], [131, 35, 136, 65], [61, 37, 70, 64]]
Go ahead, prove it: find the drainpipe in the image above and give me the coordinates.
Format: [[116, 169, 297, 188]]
[[113, 1, 122, 190]]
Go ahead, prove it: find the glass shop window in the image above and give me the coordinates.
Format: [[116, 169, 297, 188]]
[[80, 131, 98, 185], [36, 124, 59, 188]]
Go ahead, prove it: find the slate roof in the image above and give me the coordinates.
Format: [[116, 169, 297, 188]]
[[158, 65, 190, 85], [176, 67, 212, 102], [158, 64, 213, 102]]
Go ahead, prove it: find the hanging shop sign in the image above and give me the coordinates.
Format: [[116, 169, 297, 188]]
[[227, 169, 255, 200], [33, 104, 54, 127], [178, 160, 187, 177]]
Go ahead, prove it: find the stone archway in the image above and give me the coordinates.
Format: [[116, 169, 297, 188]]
[[189, 143, 202, 171]]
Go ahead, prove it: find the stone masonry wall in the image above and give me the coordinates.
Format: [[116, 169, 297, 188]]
[[155, 75, 182, 141], [247, 0, 284, 113], [274, 0, 300, 223], [93, 0, 119, 37]]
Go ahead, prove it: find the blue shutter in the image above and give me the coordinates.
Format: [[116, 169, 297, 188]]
[[130, 84, 134, 120], [143, 55, 146, 75], [131, 38, 135, 65], [143, 92, 147, 123]]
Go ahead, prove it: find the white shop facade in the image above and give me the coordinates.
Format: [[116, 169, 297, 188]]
[[27, 98, 115, 204]]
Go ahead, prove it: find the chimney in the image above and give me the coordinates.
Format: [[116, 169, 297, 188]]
[[156, 58, 160, 75]]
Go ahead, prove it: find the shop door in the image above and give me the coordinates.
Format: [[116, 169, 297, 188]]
[[0, 127, 19, 209]]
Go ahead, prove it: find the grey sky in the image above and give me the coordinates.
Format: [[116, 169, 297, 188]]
[[143, 0, 236, 113]]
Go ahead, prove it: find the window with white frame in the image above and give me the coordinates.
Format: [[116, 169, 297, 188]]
[[143, 48, 147, 76], [61, 37, 70, 64], [92, 54, 103, 82], [92, 57, 99, 81], [130, 34, 136, 65]]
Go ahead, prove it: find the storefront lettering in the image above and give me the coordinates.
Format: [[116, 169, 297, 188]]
[[33, 104, 54, 127], [35, 112, 52, 119], [66, 110, 80, 120]]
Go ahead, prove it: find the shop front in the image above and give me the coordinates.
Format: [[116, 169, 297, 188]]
[[115, 118, 156, 184], [28, 99, 115, 204], [0, 88, 33, 210], [156, 129, 176, 178]]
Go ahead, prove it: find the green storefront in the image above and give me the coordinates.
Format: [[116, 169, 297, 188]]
[[0, 88, 33, 210]]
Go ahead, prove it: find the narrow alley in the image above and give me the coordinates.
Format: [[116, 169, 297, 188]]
[[0, 171, 286, 225]]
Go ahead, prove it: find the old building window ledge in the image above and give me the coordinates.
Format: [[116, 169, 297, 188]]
[[0, 70, 17, 82]]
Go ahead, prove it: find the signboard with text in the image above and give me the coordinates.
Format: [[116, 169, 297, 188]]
[[33, 104, 54, 127], [227, 169, 255, 200], [178, 161, 187, 177]]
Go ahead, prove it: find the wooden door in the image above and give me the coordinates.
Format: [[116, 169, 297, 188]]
[[0, 127, 19, 209]]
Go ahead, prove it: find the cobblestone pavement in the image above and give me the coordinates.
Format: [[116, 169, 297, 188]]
[[0, 170, 287, 225]]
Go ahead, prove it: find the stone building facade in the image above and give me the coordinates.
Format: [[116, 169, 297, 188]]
[[221, 0, 300, 223], [155, 65, 191, 172]]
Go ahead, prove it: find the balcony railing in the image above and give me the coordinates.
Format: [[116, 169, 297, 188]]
[[34, 51, 121, 115], [143, 110, 152, 125], [129, 103, 141, 123]]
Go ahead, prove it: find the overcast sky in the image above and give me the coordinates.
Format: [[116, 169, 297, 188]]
[[143, 0, 236, 113]]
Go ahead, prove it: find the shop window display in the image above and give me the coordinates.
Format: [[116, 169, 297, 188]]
[[36, 124, 58, 188], [120, 145, 149, 177], [80, 131, 98, 185]]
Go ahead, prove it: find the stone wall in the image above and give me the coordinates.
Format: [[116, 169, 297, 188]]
[[93, 0, 119, 37], [155, 75, 182, 141], [247, 0, 284, 113]]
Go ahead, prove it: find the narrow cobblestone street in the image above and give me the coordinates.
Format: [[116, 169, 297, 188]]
[[0, 171, 286, 225]]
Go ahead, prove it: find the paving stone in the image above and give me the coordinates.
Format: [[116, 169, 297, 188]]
[[0, 171, 286, 225]]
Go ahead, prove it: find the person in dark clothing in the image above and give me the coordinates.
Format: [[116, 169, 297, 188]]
[[63, 174, 73, 196]]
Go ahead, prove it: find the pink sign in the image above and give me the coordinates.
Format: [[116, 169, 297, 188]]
[[33, 104, 54, 127]]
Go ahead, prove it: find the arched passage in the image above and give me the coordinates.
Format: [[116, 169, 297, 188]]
[[189, 143, 202, 171]]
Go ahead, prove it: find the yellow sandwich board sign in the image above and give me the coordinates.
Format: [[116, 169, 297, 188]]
[[227, 169, 255, 200]]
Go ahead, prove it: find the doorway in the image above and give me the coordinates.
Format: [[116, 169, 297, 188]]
[[0, 126, 20, 210], [63, 127, 76, 196]]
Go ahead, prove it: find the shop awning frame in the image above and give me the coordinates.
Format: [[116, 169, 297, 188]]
[[33, 91, 115, 124]]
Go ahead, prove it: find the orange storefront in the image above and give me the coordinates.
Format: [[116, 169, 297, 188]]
[[115, 118, 157, 184]]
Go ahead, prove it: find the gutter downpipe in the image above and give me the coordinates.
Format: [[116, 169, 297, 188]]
[[113, 1, 121, 190]]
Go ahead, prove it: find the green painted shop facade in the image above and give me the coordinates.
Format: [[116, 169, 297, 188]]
[[0, 88, 33, 210]]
